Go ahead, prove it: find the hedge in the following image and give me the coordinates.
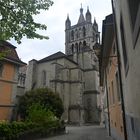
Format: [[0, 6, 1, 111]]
[[0, 120, 65, 140]]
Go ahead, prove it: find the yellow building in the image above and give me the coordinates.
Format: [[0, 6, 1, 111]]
[[0, 41, 26, 121], [100, 14, 124, 140]]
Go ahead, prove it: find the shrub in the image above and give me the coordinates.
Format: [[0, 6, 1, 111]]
[[0, 121, 38, 139], [18, 88, 64, 120], [26, 103, 57, 126], [0, 120, 64, 140]]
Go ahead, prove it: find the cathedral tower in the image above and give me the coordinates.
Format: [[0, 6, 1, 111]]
[[65, 6, 100, 123], [65, 6, 100, 57]]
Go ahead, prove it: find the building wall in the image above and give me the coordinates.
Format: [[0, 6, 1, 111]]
[[25, 59, 37, 91], [25, 57, 85, 123], [25, 7, 100, 124], [106, 40, 124, 140], [0, 62, 17, 120], [113, 0, 140, 140]]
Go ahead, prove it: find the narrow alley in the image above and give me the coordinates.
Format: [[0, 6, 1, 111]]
[[39, 125, 114, 140]]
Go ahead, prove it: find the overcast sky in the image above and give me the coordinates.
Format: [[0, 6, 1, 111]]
[[11, 0, 112, 63]]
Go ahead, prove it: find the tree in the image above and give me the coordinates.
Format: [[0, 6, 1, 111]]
[[18, 88, 64, 120], [0, 0, 53, 44]]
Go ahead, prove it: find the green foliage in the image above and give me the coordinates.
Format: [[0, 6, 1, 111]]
[[0, 120, 64, 140], [26, 103, 57, 125], [0, 0, 53, 43], [18, 88, 64, 120], [0, 121, 38, 139]]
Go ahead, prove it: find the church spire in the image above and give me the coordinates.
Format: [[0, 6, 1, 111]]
[[93, 17, 98, 31], [80, 3, 83, 14], [65, 14, 71, 29], [86, 6, 92, 23], [78, 4, 85, 24]]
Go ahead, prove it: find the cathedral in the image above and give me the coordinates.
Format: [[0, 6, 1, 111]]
[[25, 6, 100, 124]]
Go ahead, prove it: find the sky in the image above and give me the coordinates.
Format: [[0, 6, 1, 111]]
[[11, 0, 112, 63]]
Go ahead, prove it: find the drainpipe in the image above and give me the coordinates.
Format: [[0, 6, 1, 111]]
[[105, 68, 111, 136], [111, 1, 128, 140]]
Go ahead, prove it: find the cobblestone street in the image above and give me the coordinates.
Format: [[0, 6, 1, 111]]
[[39, 125, 114, 140]]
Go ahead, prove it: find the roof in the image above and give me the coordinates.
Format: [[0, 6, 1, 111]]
[[0, 40, 26, 66], [78, 7, 85, 24], [38, 51, 78, 65], [100, 14, 114, 86], [0, 40, 16, 49]]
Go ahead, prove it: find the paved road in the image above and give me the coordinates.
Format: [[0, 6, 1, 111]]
[[39, 125, 114, 140]]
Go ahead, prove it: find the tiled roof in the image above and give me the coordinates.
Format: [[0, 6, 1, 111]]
[[0, 40, 26, 65]]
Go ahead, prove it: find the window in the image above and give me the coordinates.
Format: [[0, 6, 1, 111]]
[[115, 72, 121, 102], [71, 30, 74, 40], [75, 43, 78, 53], [0, 62, 3, 77], [79, 42, 82, 52], [83, 41, 86, 47], [71, 44, 74, 53], [111, 81, 115, 104], [128, 0, 140, 46], [75, 29, 78, 39], [108, 86, 112, 105], [128, 0, 140, 29], [83, 26, 86, 37], [120, 16, 129, 75], [42, 70, 46, 86]]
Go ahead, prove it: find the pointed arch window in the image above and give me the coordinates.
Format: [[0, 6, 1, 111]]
[[75, 29, 78, 39], [79, 42, 82, 52], [75, 43, 78, 53], [42, 70, 46, 86], [71, 44, 74, 53], [83, 27, 86, 37], [79, 28, 82, 38], [83, 41, 86, 47], [71, 30, 74, 40]]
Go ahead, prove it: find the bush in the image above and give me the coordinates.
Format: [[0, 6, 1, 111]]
[[26, 103, 57, 126], [18, 88, 64, 120], [0, 121, 38, 139], [0, 120, 64, 140]]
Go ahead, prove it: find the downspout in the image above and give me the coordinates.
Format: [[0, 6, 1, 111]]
[[111, 1, 128, 140], [105, 68, 111, 136]]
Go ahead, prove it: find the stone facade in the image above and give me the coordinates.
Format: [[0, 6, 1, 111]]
[[111, 1, 140, 140], [26, 7, 100, 124]]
